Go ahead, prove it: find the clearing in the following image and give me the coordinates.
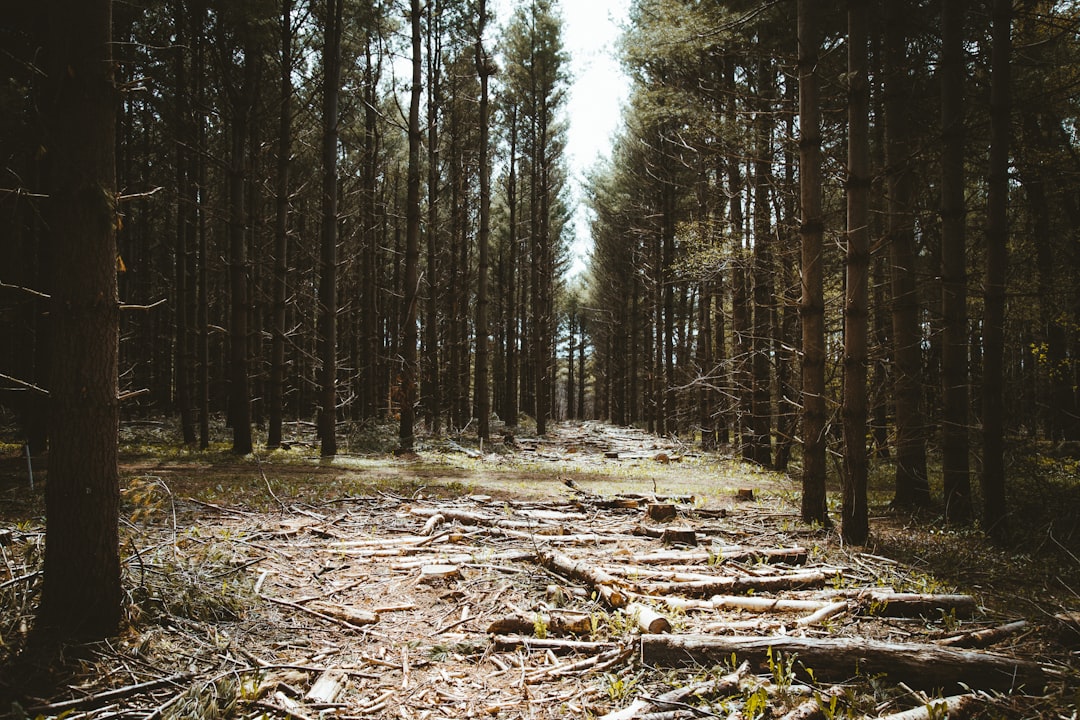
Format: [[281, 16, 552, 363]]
[[0, 420, 1077, 719]]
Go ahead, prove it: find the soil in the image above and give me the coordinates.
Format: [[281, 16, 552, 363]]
[[0, 421, 1077, 719]]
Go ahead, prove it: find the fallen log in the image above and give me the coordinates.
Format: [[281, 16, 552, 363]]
[[598, 662, 749, 720], [486, 610, 593, 637], [875, 693, 984, 720], [635, 570, 828, 597], [491, 634, 617, 654], [709, 595, 833, 614], [858, 591, 977, 619], [936, 620, 1028, 648], [639, 634, 1047, 692], [538, 548, 628, 607]]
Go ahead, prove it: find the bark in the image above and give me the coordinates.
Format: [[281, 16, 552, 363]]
[[503, 107, 520, 427], [172, 1, 196, 445], [474, 0, 492, 442], [639, 635, 1047, 692], [318, 0, 344, 457], [423, 1, 442, 432], [40, 0, 123, 638], [940, 0, 972, 519], [798, 1, 829, 525], [226, 36, 257, 455], [398, 0, 422, 451], [982, 0, 1012, 542], [842, 0, 870, 544], [751, 58, 774, 468], [267, 0, 293, 449], [885, 0, 930, 509]]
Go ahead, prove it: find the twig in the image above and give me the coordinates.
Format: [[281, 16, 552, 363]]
[[259, 592, 373, 632], [0, 570, 41, 590], [24, 672, 194, 715], [0, 371, 49, 396], [119, 298, 168, 311]]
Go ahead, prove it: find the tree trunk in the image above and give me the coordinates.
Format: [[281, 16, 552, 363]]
[[268, 0, 293, 449], [318, 0, 344, 457], [885, 0, 929, 508], [982, 0, 1012, 542], [639, 635, 1047, 692], [398, 0, 422, 452], [842, 0, 870, 544], [40, 0, 123, 639], [751, 57, 774, 468], [798, 0, 829, 526], [423, 1, 442, 432], [474, 0, 492, 442], [227, 38, 257, 456], [940, 0, 971, 519]]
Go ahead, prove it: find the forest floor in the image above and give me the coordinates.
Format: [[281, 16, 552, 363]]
[[0, 419, 1078, 719]]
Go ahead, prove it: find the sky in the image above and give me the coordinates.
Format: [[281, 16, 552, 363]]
[[494, 0, 634, 277], [560, 0, 633, 276]]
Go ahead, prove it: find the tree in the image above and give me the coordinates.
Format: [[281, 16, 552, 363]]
[[982, 0, 1012, 542], [267, 0, 295, 450], [842, 0, 870, 544], [39, 0, 123, 638], [798, 0, 828, 526], [474, 0, 493, 442], [885, 0, 930, 510], [318, 0, 344, 457], [398, 0, 423, 452], [939, 0, 971, 520]]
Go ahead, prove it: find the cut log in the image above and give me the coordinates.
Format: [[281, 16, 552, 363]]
[[795, 600, 849, 627], [875, 694, 984, 720], [660, 527, 697, 546], [937, 620, 1028, 648], [598, 662, 749, 720], [538, 549, 628, 607], [858, 591, 977, 619], [419, 564, 461, 583], [631, 546, 808, 566], [491, 634, 617, 654], [627, 602, 671, 633], [636, 570, 827, 597], [305, 670, 347, 704], [308, 602, 379, 626], [709, 595, 832, 614], [486, 611, 593, 637], [639, 634, 1047, 692], [647, 503, 677, 522]]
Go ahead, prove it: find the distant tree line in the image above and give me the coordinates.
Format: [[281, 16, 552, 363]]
[[1, 0, 576, 459], [584, 0, 1080, 542]]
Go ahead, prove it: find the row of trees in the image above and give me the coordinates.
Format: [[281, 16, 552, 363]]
[[2, 0, 576, 463], [0, 0, 579, 637], [585, 0, 1080, 542]]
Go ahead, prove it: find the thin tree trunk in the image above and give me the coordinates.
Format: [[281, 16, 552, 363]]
[[268, 0, 293, 449], [885, 0, 929, 507], [940, 0, 971, 519], [318, 0, 343, 457], [424, 0, 442, 432], [398, 0, 423, 452], [227, 40, 256, 456], [751, 57, 774, 468], [171, 0, 196, 445], [982, 0, 1012, 542], [798, 0, 828, 526], [474, 0, 492, 441], [842, 0, 870, 544], [504, 108, 519, 428]]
